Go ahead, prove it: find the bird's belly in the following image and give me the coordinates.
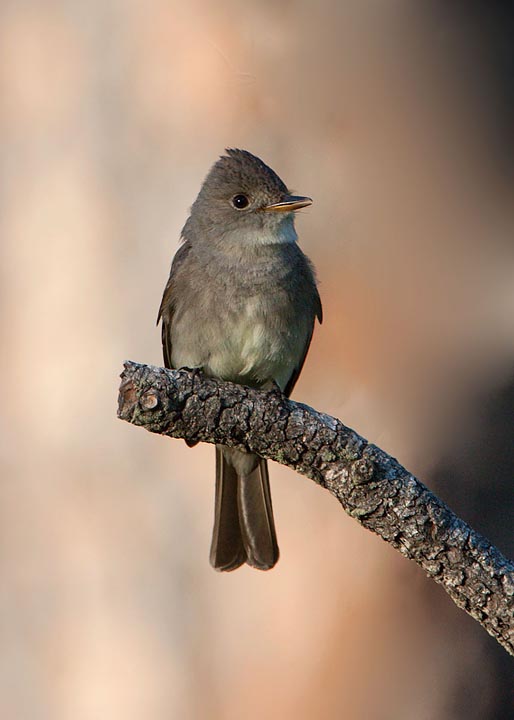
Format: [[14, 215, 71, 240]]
[[172, 296, 304, 390], [207, 317, 292, 389]]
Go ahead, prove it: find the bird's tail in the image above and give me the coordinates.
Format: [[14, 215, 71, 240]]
[[210, 446, 279, 571]]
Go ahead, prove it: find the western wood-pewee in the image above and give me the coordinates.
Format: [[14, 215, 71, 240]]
[[158, 149, 322, 571]]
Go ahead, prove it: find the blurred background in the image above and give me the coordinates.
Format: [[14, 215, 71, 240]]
[[1, 1, 513, 718]]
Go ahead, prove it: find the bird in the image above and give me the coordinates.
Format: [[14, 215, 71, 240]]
[[158, 149, 322, 571]]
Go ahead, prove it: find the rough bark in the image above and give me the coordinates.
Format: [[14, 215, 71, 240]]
[[117, 360, 514, 657]]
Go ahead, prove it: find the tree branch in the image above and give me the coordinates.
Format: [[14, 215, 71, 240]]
[[117, 361, 514, 656]]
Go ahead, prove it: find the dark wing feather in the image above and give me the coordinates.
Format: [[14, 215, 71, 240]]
[[157, 241, 192, 370], [284, 287, 322, 399]]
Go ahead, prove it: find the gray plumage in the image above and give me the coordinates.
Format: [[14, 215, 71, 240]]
[[158, 149, 322, 571]]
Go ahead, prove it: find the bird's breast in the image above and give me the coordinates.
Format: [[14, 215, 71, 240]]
[[169, 244, 314, 390]]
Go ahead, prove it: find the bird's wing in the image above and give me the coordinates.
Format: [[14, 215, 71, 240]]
[[283, 288, 322, 398], [157, 241, 192, 369]]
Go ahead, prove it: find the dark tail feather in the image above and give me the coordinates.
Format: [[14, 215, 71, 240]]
[[238, 459, 279, 571], [210, 450, 279, 572], [210, 447, 246, 571]]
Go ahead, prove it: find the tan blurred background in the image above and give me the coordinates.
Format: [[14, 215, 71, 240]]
[[1, 1, 513, 718]]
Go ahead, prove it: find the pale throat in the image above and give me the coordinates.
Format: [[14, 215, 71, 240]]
[[223, 216, 298, 247]]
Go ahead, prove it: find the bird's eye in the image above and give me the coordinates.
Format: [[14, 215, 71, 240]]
[[232, 194, 250, 209]]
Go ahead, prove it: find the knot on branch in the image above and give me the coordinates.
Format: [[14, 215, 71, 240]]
[[140, 390, 159, 410]]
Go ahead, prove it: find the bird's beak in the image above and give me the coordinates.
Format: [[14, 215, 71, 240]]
[[263, 195, 313, 213]]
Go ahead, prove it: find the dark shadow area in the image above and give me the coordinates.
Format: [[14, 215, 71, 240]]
[[431, 373, 514, 719], [437, 0, 514, 178]]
